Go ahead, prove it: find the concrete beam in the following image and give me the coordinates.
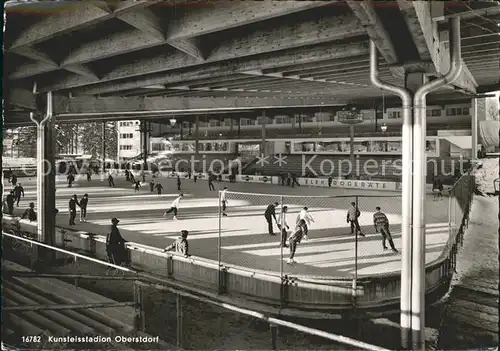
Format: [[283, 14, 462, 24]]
[[7, 1, 153, 50], [9, 61, 59, 80], [63, 65, 100, 80], [165, 1, 330, 39], [43, 41, 370, 94], [9, 46, 57, 65], [346, 0, 404, 77], [397, 1, 477, 94], [117, 8, 165, 41], [167, 38, 205, 61], [7, 89, 37, 110]]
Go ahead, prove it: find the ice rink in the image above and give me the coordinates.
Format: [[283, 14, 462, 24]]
[[9, 173, 450, 277]]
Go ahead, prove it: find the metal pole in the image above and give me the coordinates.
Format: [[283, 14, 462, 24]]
[[350, 124, 355, 179], [217, 190, 222, 294], [101, 121, 106, 173], [142, 120, 148, 170], [471, 98, 478, 160], [176, 293, 183, 348], [3, 302, 135, 311], [412, 17, 462, 350], [280, 195, 284, 309], [369, 40, 413, 349], [353, 195, 358, 306], [270, 324, 278, 350]]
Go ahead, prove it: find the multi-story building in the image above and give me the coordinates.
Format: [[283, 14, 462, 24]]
[[117, 120, 142, 159]]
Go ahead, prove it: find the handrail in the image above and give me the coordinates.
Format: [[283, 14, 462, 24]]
[[135, 281, 391, 351], [2, 231, 136, 274]]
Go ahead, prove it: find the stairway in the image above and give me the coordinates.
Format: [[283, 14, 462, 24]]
[[2, 260, 173, 350]]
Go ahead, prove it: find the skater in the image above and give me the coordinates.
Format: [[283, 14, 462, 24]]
[[69, 194, 80, 226], [162, 230, 190, 257], [130, 172, 136, 184], [287, 219, 308, 265], [141, 171, 146, 183], [86, 170, 91, 182], [291, 173, 300, 188], [177, 175, 182, 191], [373, 206, 398, 253], [67, 173, 75, 187], [125, 169, 130, 181], [193, 173, 197, 183], [208, 174, 215, 191], [6, 190, 15, 215], [149, 180, 155, 192], [187, 170, 192, 180], [347, 202, 365, 237], [278, 206, 290, 247], [21, 202, 37, 222], [108, 173, 115, 187], [286, 173, 292, 187], [264, 201, 279, 235], [13, 183, 24, 207], [296, 206, 314, 240], [163, 193, 183, 220], [220, 187, 228, 216], [106, 218, 130, 266], [134, 180, 141, 193], [432, 178, 444, 201], [328, 176, 333, 187], [10, 173, 17, 186], [155, 182, 164, 196], [80, 193, 89, 222]]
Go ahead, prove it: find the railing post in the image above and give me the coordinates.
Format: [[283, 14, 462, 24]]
[[280, 195, 284, 309], [176, 293, 183, 349], [352, 195, 359, 307], [270, 323, 278, 350], [133, 281, 146, 332], [73, 256, 78, 289], [217, 190, 223, 294]]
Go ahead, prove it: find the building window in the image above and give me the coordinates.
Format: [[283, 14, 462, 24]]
[[240, 119, 252, 126], [209, 120, 221, 127], [462, 107, 470, 115], [120, 145, 133, 151], [446, 108, 457, 116], [388, 110, 401, 119], [427, 108, 442, 117]]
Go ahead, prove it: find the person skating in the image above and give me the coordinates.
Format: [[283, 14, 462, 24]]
[[155, 182, 164, 196], [13, 183, 24, 207], [177, 175, 182, 191], [6, 190, 16, 215], [278, 206, 290, 247], [432, 178, 444, 201], [69, 194, 80, 226], [220, 186, 228, 216], [287, 219, 308, 265], [10, 173, 17, 186], [162, 230, 190, 257], [106, 218, 129, 266], [347, 202, 365, 237], [291, 173, 300, 188], [264, 202, 279, 235], [86, 170, 92, 182], [328, 176, 333, 187], [373, 206, 398, 253], [130, 172, 136, 184], [108, 173, 115, 187], [149, 180, 155, 192], [296, 206, 314, 240], [80, 193, 89, 222], [208, 174, 215, 191], [163, 193, 184, 220], [21, 202, 37, 222], [125, 169, 130, 181], [134, 180, 141, 193], [67, 173, 75, 187]]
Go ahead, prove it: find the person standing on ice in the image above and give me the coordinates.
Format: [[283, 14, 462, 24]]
[[163, 193, 184, 220], [220, 187, 228, 216], [287, 219, 308, 265], [296, 206, 314, 240]]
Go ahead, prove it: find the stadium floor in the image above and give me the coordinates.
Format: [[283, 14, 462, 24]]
[[9, 173, 449, 278]]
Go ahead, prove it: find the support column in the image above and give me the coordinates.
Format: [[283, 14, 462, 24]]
[[141, 120, 148, 169], [101, 122, 106, 173], [349, 124, 355, 179], [194, 115, 200, 155], [403, 71, 426, 350], [261, 111, 267, 156], [471, 98, 478, 160], [34, 92, 56, 261], [176, 294, 183, 348], [269, 324, 278, 350]]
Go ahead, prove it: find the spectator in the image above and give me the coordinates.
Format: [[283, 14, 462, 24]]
[[163, 230, 190, 257], [21, 202, 37, 222]]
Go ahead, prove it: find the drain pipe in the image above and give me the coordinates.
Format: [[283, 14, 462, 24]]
[[370, 40, 413, 349], [411, 17, 463, 350]]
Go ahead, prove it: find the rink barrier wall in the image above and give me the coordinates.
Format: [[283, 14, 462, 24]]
[[2, 176, 471, 319]]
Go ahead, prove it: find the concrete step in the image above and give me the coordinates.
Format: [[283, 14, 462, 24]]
[[4, 279, 116, 336], [4, 314, 46, 341], [4, 281, 96, 336], [3, 296, 71, 336]]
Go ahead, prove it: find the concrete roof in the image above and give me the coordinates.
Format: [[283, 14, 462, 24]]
[[3, 1, 500, 125]]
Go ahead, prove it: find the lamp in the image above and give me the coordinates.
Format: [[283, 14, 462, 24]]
[[494, 178, 500, 195], [380, 123, 388, 132], [169, 118, 177, 126]]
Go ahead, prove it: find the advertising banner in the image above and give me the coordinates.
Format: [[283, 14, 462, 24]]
[[235, 175, 273, 184], [299, 177, 398, 191]]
